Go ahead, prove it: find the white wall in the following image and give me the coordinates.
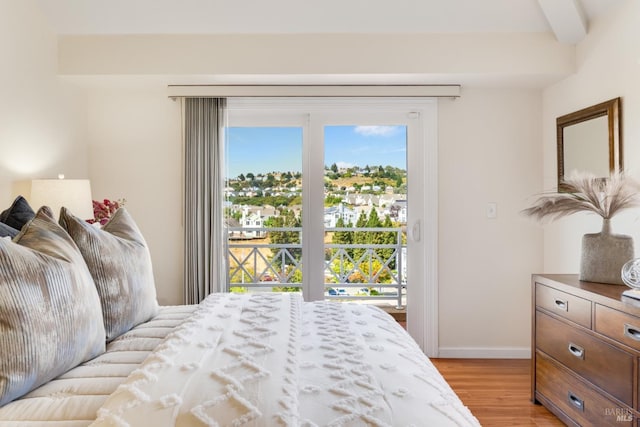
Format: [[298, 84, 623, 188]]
[[56, 33, 573, 81], [85, 88, 183, 305], [0, 0, 87, 206], [542, 0, 640, 273], [438, 88, 542, 357]]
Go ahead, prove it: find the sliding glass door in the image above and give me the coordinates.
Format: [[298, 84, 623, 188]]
[[222, 98, 438, 354], [321, 124, 407, 308], [225, 126, 303, 294]]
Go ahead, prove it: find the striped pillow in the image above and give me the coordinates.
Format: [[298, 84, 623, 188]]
[[60, 207, 159, 341], [0, 207, 106, 407]]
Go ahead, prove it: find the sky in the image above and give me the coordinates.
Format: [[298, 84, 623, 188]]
[[226, 125, 407, 178]]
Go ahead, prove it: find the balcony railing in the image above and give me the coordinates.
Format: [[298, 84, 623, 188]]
[[226, 226, 406, 308]]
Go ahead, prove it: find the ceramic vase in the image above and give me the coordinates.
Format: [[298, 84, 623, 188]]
[[580, 218, 634, 285]]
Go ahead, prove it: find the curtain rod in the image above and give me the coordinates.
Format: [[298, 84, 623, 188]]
[[167, 84, 461, 98]]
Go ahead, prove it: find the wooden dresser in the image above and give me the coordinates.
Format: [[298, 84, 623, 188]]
[[532, 274, 640, 426]]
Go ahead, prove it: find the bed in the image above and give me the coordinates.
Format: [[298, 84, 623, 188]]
[[0, 200, 479, 426]]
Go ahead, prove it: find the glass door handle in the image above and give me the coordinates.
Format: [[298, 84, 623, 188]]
[[412, 221, 421, 242]]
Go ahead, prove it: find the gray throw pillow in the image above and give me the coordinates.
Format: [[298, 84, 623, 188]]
[[0, 207, 106, 407], [0, 196, 35, 230], [59, 207, 159, 341], [0, 222, 18, 238]]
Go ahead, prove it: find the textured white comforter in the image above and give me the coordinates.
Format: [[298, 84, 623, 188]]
[[90, 293, 479, 427]]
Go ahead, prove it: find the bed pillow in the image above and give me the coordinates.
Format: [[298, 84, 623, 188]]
[[0, 195, 35, 230], [0, 207, 106, 407], [59, 207, 159, 341], [0, 222, 18, 238]]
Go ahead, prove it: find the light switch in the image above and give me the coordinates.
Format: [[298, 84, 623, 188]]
[[487, 202, 497, 219]]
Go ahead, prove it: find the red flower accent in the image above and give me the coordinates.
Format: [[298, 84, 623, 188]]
[[87, 198, 126, 225]]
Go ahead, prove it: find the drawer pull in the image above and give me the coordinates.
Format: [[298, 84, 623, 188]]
[[568, 343, 585, 359], [624, 323, 640, 341], [568, 392, 584, 411], [554, 298, 568, 311]]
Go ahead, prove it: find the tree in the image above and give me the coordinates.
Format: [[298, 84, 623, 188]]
[[265, 173, 276, 187], [331, 217, 353, 259], [267, 209, 301, 271], [330, 163, 338, 173], [348, 259, 392, 284], [366, 208, 382, 228], [325, 195, 343, 206], [238, 173, 246, 181], [379, 214, 397, 269], [333, 217, 351, 242], [352, 211, 368, 260]]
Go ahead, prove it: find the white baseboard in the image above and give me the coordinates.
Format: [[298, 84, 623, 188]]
[[436, 347, 531, 359]]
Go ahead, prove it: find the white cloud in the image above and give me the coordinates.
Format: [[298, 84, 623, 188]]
[[354, 125, 400, 137], [336, 161, 355, 169]]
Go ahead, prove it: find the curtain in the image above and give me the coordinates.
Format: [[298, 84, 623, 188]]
[[183, 98, 227, 304]]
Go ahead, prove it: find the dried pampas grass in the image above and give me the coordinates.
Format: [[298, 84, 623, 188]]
[[522, 171, 640, 222]]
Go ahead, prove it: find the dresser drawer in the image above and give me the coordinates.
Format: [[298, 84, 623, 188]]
[[536, 283, 592, 328], [536, 353, 634, 426], [536, 311, 634, 406], [595, 304, 640, 352]]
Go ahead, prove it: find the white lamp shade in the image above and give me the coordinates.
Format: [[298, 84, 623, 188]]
[[30, 179, 94, 220]]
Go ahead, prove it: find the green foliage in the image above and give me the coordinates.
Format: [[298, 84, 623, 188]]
[[231, 195, 297, 208], [325, 195, 343, 206], [267, 209, 302, 269], [326, 257, 393, 285], [332, 217, 353, 246], [328, 210, 397, 283], [228, 265, 256, 284], [377, 214, 397, 268], [272, 286, 302, 292]]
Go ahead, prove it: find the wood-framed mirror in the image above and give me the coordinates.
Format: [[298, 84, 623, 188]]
[[557, 97, 622, 192]]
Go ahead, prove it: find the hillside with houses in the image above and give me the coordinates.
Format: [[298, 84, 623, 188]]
[[224, 164, 407, 234]]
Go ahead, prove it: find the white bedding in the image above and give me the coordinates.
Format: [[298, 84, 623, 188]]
[[0, 305, 197, 427], [91, 293, 479, 427], [1, 293, 479, 427]]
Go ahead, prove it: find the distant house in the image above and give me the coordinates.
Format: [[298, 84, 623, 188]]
[[240, 209, 266, 238], [344, 193, 377, 206], [378, 194, 396, 208], [225, 217, 243, 239], [324, 203, 358, 228]]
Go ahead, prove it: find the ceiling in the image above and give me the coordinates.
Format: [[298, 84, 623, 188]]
[[33, 0, 624, 89], [35, 0, 621, 42]]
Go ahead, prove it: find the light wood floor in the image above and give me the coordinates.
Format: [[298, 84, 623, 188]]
[[430, 358, 565, 426]]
